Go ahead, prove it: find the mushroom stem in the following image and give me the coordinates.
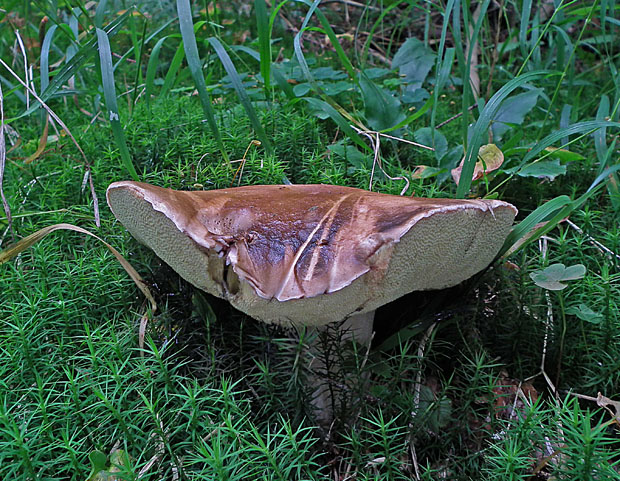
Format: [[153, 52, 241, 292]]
[[310, 311, 375, 430], [339, 311, 375, 345]]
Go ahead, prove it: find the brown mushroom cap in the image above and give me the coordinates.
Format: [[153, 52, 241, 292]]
[[106, 182, 517, 326]]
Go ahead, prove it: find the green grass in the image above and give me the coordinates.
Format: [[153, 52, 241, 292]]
[[1, 0, 620, 479]]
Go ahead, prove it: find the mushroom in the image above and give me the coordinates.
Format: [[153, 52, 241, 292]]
[[107, 181, 517, 421]]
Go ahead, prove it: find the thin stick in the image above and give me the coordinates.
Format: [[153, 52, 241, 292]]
[[15, 30, 30, 109], [436, 104, 477, 129], [565, 218, 620, 263], [351, 127, 412, 195]]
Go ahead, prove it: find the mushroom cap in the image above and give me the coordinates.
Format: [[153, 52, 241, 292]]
[[106, 181, 517, 326]]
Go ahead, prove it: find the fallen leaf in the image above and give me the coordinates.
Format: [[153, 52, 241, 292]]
[[452, 144, 504, 185], [411, 165, 442, 179]]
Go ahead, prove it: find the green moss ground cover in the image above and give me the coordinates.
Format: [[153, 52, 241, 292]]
[[1, 1, 619, 479]]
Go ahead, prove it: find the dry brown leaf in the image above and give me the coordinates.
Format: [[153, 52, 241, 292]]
[[596, 392, 620, 425], [452, 144, 504, 186], [411, 165, 431, 179], [502, 221, 549, 258]]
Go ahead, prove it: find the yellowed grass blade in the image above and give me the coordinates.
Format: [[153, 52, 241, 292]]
[[24, 114, 49, 164], [0, 223, 157, 314]]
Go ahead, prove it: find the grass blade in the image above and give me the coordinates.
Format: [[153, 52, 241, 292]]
[[208, 37, 273, 155], [360, 1, 402, 67], [500, 195, 572, 257], [0, 58, 101, 226], [129, 17, 149, 111], [113, 18, 176, 71], [311, 7, 357, 84], [519, 0, 533, 57], [500, 163, 620, 257], [292, 0, 368, 143], [160, 40, 185, 99], [430, 0, 456, 130], [255, 0, 271, 93], [145, 36, 169, 107], [94, 0, 108, 28], [292, 0, 356, 87], [381, 96, 434, 133], [272, 66, 296, 100], [510, 120, 620, 174], [0, 82, 12, 241], [14, 10, 132, 120], [96, 27, 140, 181], [40, 24, 58, 94], [460, 0, 491, 137], [455, 70, 551, 198], [293, 0, 323, 92], [594, 96, 619, 210], [177, 0, 230, 164], [24, 115, 49, 164], [301, 98, 369, 152]]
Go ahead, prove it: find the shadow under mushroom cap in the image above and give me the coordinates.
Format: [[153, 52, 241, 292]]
[[106, 182, 517, 327]]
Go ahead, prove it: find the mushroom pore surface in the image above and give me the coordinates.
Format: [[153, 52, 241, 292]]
[[106, 182, 517, 327]]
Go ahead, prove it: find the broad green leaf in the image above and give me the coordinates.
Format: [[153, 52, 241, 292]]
[[322, 81, 352, 96], [530, 263, 586, 290], [414, 127, 447, 161], [293, 83, 312, 97], [86, 449, 130, 480], [401, 88, 430, 105], [86, 451, 108, 481], [412, 165, 444, 180], [561, 264, 588, 280], [517, 158, 567, 179], [566, 304, 604, 324], [312, 66, 347, 80], [490, 89, 541, 140], [392, 38, 436, 87], [328, 141, 371, 173], [359, 76, 405, 131]]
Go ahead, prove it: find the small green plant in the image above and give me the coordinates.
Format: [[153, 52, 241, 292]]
[[530, 262, 586, 388]]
